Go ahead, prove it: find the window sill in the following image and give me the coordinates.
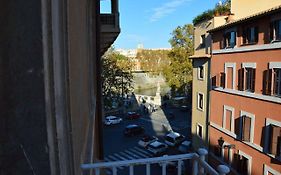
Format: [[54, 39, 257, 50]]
[[213, 87, 281, 104], [210, 122, 237, 138], [213, 42, 281, 54]]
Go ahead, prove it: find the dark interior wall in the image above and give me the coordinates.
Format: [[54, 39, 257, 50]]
[[0, 1, 50, 175]]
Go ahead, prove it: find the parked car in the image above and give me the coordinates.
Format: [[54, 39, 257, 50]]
[[178, 140, 191, 153], [180, 105, 190, 112], [123, 124, 145, 136], [126, 112, 141, 120], [147, 141, 168, 156], [104, 116, 122, 126], [138, 135, 158, 148], [164, 132, 185, 147]]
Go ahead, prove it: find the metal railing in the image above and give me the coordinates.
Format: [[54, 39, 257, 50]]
[[81, 148, 230, 175]]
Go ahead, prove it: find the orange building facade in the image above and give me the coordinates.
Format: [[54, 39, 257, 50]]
[[208, 6, 281, 175]]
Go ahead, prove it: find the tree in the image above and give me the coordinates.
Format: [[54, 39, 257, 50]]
[[163, 24, 194, 96], [101, 48, 134, 108], [136, 49, 170, 74]]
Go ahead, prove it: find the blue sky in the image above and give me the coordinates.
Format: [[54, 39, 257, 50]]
[[101, 0, 219, 49]]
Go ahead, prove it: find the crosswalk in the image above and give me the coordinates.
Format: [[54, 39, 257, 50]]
[[103, 146, 154, 174]]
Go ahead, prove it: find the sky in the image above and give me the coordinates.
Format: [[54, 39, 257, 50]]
[[101, 0, 220, 49]]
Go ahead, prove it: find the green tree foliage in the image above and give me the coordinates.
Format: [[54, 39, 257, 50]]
[[136, 49, 170, 74], [102, 48, 133, 108], [163, 24, 194, 95], [193, 0, 231, 25]]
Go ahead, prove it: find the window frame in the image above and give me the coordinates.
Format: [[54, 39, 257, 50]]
[[263, 164, 280, 175], [270, 19, 281, 42], [222, 105, 235, 134], [197, 92, 204, 111], [238, 63, 256, 92], [264, 118, 281, 159], [196, 123, 203, 139], [242, 26, 259, 45], [197, 65, 204, 80], [238, 150, 252, 175], [223, 29, 237, 48], [200, 34, 206, 47], [224, 62, 236, 89]]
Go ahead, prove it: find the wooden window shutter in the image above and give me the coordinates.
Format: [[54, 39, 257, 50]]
[[254, 27, 259, 43], [251, 68, 256, 92], [269, 125, 281, 155], [241, 156, 249, 174], [242, 115, 251, 142], [238, 68, 244, 91], [242, 29, 247, 44], [263, 69, 272, 95], [211, 75, 217, 87], [270, 22, 274, 41], [276, 135, 281, 156], [220, 72, 226, 88]]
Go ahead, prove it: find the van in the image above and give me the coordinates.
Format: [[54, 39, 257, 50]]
[[164, 132, 185, 146]]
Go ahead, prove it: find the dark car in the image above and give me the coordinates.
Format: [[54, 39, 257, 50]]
[[126, 112, 141, 120], [124, 124, 145, 136]]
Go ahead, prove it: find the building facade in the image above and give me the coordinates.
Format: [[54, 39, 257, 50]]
[[190, 16, 226, 151], [209, 5, 281, 175], [0, 0, 119, 175]]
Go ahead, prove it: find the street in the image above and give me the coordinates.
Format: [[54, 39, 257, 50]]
[[102, 105, 192, 175]]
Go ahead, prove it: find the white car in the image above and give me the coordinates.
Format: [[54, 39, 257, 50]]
[[147, 141, 168, 156], [164, 132, 185, 147], [104, 116, 122, 125], [138, 135, 158, 148]]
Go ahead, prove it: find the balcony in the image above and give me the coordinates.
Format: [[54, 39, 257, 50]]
[[100, 0, 120, 55], [81, 148, 230, 175]]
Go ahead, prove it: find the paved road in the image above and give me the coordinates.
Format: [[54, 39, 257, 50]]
[[102, 105, 191, 175]]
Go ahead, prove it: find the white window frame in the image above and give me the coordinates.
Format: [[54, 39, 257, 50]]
[[224, 62, 236, 89], [263, 164, 281, 175], [197, 92, 204, 111], [238, 150, 252, 175], [242, 63, 256, 92], [196, 123, 203, 139], [264, 118, 281, 156], [222, 105, 235, 134], [240, 111, 255, 143], [197, 65, 205, 80]]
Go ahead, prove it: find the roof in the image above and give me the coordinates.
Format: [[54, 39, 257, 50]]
[[126, 124, 138, 128], [208, 5, 281, 33], [149, 141, 165, 147], [166, 132, 181, 138]]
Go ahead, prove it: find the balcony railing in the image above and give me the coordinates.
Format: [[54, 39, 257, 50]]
[[81, 148, 230, 175]]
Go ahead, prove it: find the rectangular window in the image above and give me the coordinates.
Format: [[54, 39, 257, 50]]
[[200, 34, 206, 47], [269, 124, 281, 156], [270, 19, 281, 42], [224, 31, 236, 48], [198, 66, 204, 80], [273, 68, 281, 96], [197, 124, 203, 138], [242, 27, 258, 44], [238, 67, 256, 92], [235, 154, 250, 175], [245, 68, 255, 92], [197, 93, 204, 111]]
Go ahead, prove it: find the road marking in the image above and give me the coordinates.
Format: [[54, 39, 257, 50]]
[[124, 150, 142, 159], [119, 152, 134, 159], [133, 147, 153, 156], [128, 148, 149, 158], [114, 153, 127, 161]]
